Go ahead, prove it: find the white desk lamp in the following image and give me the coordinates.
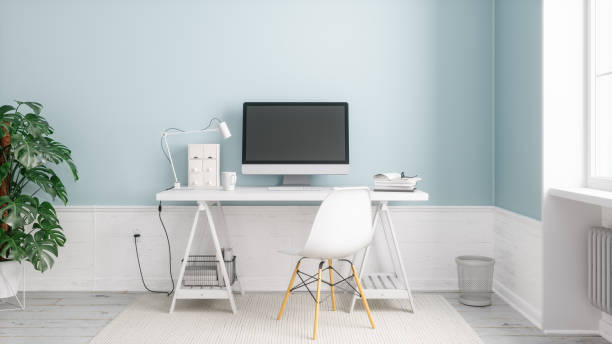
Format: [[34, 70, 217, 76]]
[[161, 118, 231, 189]]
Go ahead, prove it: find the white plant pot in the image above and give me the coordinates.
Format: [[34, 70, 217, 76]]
[[0, 261, 21, 299]]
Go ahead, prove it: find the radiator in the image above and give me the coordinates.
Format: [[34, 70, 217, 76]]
[[589, 227, 612, 314]]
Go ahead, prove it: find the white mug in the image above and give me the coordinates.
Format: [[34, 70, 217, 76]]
[[221, 172, 237, 191]]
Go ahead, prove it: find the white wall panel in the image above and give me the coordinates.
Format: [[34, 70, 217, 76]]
[[24, 206, 494, 292], [494, 207, 543, 328]]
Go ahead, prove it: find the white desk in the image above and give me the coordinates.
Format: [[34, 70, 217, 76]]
[[156, 187, 428, 313]]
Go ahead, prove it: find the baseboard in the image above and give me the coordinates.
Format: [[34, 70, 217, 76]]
[[543, 329, 601, 336], [599, 312, 612, 342], [493, 279, 543, 329]]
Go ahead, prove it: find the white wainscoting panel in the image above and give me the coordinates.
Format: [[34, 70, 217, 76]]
[[23, 205, 494, 292], [493, 207, 543, 328]]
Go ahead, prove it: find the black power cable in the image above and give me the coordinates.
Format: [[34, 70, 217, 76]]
[[133, 201, 175, 296]]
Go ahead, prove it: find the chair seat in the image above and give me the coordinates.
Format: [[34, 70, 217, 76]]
[[278, 249, 354, 260]]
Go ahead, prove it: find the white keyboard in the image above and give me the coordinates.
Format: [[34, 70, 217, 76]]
[[268, 186, 324, 191]]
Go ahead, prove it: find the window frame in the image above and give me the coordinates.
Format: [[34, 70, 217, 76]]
[[587, 0, 612, 191]]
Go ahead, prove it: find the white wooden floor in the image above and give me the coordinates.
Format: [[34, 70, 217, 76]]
[[0, 292, 607, 344]]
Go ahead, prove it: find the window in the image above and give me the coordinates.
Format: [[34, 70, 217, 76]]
[[588, 0, 612, 190]]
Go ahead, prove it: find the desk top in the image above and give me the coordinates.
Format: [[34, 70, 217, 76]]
[[156, 187, 428, 202]]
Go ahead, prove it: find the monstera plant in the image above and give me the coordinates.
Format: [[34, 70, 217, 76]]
[[0, 101, 77, 287]]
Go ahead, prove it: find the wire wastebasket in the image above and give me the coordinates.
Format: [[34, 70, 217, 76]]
[[183, 255, 236, 287], [456, 255, 495, 307]]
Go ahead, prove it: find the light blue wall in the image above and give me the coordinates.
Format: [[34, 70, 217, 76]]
[[494, 0, 542, 219], [0, 0, 493, 206]]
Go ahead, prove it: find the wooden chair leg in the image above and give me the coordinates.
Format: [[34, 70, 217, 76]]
[[351, 264, 375, 329], [313, 262, 323, 340], [277, 260, 301, 320], [328, 259, 336, 311]]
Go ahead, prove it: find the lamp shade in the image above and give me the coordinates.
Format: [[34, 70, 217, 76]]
[[218, 121, 231, 139]]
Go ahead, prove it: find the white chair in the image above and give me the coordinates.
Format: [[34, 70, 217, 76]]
[[276, 187, 376, 340]]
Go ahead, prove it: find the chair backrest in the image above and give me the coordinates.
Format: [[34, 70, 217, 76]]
[[300, 187, 373, 259]]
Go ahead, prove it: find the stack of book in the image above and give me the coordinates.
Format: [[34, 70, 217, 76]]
[[373, 173, 421, 192]]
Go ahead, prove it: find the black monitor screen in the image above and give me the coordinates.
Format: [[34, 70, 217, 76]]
[[242, 102, 349, 164]]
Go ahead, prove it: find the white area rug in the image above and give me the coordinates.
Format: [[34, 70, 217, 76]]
[[90, 293, 483, 344]]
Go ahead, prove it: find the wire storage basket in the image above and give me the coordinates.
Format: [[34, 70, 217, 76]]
[[183, 255, 236, 287], [456, 255, 495, 306]]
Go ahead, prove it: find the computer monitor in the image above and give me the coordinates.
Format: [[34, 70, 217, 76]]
[[242, 102, 349, 185]]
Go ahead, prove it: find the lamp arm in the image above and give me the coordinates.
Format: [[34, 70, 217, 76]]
[[163, 128, 217, 136], [162, 132, 180, 188], [161, 128, 221, 189], [161, 117, 230, 189]]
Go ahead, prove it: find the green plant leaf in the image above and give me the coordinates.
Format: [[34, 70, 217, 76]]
[[1, 111, 23, 135], [0, 105, 14, 117], [0, 122, 10, 136], [15, 101, 43, 115], [22, 167, 68, 203], [0, 195, 39, 228], [10, 134, 78, 183], [11, 133, 39, 168], [0, 162, 10, 182], [35, 137, 79, 181], [39, 137, 72, 162], [0, 230, 26, 260], [23, 113, 53, 137], [48, 229, 66, 247], [36, 202, 61, 229], [33, 223, 65, 248], [66, 159, 78, 181], [23, 233, 56, 272]]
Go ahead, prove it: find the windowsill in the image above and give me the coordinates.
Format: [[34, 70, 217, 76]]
[[549, 187, 612, 208]]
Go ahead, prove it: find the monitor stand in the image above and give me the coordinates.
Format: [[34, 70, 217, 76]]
[[281, 175, 310, 186], [267, 175, 323, 191]]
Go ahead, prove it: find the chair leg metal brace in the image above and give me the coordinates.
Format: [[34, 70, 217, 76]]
[[278, 258, 375, 340]]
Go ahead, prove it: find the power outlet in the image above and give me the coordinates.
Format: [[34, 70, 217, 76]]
[[133, 228, 141, 239]]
